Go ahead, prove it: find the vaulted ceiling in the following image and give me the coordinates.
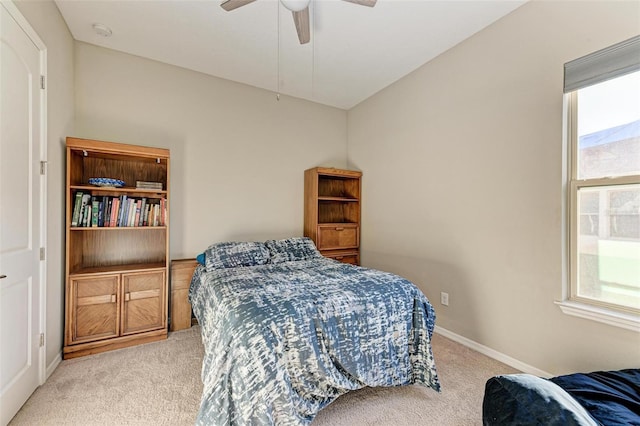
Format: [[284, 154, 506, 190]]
[[55, 0, 526, 109]]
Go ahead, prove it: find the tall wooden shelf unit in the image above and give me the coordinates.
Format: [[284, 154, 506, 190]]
[[304, 167, 362, 265], [64, 137, 170, 359]]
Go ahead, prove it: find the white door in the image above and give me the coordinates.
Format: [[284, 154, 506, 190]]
[[0, 2, 45, 425]]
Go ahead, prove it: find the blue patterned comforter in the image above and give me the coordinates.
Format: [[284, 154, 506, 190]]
[[189, 258, 440, 425]]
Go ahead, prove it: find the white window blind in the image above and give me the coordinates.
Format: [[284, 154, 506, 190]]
[[564, 35, 640, 93]]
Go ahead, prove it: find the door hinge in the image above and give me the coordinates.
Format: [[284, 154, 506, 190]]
[[40, 75, 45, 90], [40, 247, 45, 261], [39, 333, 44, 347], [40, 161, 46, 175]]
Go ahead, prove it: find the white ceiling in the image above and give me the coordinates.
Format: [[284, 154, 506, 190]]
[[54, 0, 526, 110]]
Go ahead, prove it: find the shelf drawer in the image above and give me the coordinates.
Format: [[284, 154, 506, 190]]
[[321, 250, 359, 265], [316, 224, 359, 250]]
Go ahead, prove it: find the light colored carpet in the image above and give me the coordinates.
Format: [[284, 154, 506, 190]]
[[10, 326, 518, 425]]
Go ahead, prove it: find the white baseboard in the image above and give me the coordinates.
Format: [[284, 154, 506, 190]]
[[434, 326, 552, 378], [46, 352, 62, 380]]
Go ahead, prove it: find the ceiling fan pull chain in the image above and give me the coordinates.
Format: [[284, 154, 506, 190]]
[[311, 0, 315, 100], [276, 0, 281, 101]]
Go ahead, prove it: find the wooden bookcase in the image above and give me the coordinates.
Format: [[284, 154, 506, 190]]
[[304, 167, 362, 265], [63, 137, 170, 359]]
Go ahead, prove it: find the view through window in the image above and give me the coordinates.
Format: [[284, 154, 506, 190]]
[[572, 70, 640, 313]]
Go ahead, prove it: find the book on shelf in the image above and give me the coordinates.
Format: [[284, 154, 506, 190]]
[[71, 191, 83, 227], [118, 195, 128, 227], [136, 181, 163, 190], [104, 196, 111, 227], [97, 200, 104, 227], [139, 198, 147, 226], [127, 198, 136, 227], [109, 198, 119, 227], [130, 199, 137, 226], [91, 198, 99, 227], [134, 200, 142, 227], [142, 202, 149, 226], [120, 199, 126, 226], [151, 204, 157, 226], [80, 193, 91, 227], [161, 198, 166, 226]]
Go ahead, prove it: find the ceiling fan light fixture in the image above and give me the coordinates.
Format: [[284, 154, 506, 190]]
[[280, 0, 310, 12]]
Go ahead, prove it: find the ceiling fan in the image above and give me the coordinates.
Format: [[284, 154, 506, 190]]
[[220, 0, 377, 45]]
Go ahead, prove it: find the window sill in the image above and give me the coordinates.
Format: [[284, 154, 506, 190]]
[[555, 300, 640, 332]]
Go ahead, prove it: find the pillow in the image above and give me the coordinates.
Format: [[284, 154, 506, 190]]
[[550, 369, 640, 426], [483, 374, 598, 426], [265, 237, 322, 263], [204, 241, 270, 271], [196, 252, 206, 266]]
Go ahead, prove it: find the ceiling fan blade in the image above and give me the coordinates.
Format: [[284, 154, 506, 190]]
[[220, 0, 257, 12], [341, 0, 377, 6], [292, 8, 310, 45]]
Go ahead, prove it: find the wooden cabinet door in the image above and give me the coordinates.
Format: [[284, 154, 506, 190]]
[[69, 274, 120, 344], [121, 270, 165, 335]]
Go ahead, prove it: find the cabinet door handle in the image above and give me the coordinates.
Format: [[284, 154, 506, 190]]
[[335, 227, 344, 231], [78, 294, 117, 306], [125, 289, 160, 302], [335, 256, 344, 260], [0, 275, 6, 279]]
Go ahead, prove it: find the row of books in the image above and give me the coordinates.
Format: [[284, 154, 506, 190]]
[[71, 192, 167, 228]]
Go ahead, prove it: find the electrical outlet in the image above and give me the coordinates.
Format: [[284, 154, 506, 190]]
[[440, 292, 449, 306]]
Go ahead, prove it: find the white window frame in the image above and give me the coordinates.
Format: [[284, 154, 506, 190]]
[[557, 37, 640, 332]]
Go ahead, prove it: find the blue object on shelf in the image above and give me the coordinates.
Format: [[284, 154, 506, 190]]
[[88, 177, 125, 188]]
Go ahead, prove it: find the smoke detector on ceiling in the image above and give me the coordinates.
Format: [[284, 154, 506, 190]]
[[92, 23, 112, 37]]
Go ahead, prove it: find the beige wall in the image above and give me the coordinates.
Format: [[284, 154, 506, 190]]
[[74, 42, 348, 258], [347, 0, 640, 375], [14, 0, 75, 370]]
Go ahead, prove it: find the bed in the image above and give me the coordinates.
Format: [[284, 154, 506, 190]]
[[482, 369, 640, 425], [187, 237, 440, 425]]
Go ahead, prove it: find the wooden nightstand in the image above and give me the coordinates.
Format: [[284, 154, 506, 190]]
[[170, 259, 199, 331]]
